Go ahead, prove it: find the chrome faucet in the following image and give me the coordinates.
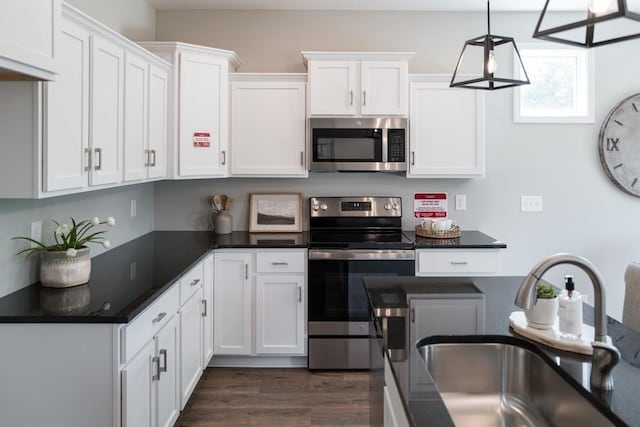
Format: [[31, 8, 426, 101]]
[[515, 253, 621, 391]]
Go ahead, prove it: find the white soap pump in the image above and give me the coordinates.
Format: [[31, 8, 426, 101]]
[[559, 275, 583, 338]]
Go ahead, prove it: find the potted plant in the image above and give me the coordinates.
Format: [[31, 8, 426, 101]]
[[13, 216, 115, 288], [524, 282, 558, 330]]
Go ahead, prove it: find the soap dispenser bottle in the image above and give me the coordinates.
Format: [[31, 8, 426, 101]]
[[558, 275, 583, 338]]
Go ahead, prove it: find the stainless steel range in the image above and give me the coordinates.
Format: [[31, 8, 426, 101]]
[[307, 196, 415, 370]]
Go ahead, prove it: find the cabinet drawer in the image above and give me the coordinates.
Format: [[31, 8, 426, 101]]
[[256, 251, 306, 273], [179, 262, 204, 306], [122, 284, 179, 363], [416, 249, 501, 276]]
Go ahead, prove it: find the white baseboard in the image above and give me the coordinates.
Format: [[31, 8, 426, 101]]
[[208, 355, 308, 368]]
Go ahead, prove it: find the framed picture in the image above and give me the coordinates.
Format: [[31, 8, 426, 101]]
[[249, 193, 302, 233], [513, 43, 594, 123]]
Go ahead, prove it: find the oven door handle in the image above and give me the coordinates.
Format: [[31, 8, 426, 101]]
[[308, 249, 415, 261]]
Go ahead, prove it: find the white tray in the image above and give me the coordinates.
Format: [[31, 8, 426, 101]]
[[508, 311, 611, 355]]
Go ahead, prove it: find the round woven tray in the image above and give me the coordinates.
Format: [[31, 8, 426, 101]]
[[415, 224, 461, 239]]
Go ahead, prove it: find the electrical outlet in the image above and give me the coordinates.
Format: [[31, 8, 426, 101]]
[[30, 221, 42, 248], [455, 194, 467, 211], [521, 195, 543, 212], [130, 199, 136, 218]]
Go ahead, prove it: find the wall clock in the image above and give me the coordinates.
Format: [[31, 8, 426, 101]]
[[598, 93, 640, 198]]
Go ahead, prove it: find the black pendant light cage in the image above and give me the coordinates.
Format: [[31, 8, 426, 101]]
[[450, 1, 530, 90], [533, 0, 640, 47]]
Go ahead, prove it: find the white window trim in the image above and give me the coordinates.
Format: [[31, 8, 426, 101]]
[[513, 43, 595, 124]]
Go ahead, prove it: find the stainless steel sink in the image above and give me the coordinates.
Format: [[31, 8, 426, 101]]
[[418, 336, 619, 427]]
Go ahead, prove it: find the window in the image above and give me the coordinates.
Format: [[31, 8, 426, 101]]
[[513, 44, 594, 123]]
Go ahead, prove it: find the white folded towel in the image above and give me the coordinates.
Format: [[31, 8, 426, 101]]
[[623, 262, 640, 333]]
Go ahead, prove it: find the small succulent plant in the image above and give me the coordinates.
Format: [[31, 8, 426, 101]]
[[536, 283, 557, 299]]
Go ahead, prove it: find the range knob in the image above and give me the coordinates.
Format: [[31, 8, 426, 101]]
[[311, 202, 320, 212], [384, 203, 392, 210], [320, 203, 328, 211], [392, 203, 400, 210]]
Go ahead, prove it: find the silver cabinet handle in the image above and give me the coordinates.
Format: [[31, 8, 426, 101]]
[[152, 355, 160, 381], [298, 287, 302, 303], [221, 150, 226, 166], [363, 90, 366, 106], [94, 148, 102, 171], [349, 90, 353, 106], [84, 148, 92, 171], [411, 308, 415, 323], [450, 261, 469, 265], [271, 262, 288, 266], [144, 149, 150, 167], [300, 151, 304, 167], [201, 299, 207, 317], [411, 151, 415, 166], [150, 150, 156, 167], [244, 263, 249, 280], [190, 278, 200, 287], [152, 312, 167, 324], [159, 349, 168, 373]]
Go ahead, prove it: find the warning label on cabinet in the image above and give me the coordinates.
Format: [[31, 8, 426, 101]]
[[193, 132, 211, 148], [414, 193, 448, 218]]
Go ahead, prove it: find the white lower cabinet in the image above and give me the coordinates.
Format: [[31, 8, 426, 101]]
[[213, 249, 307, 362], [202, 254, 214, 365], [415, 249, 501, 276], [123, 313, 180, 427], [179, 288, 203, 409]]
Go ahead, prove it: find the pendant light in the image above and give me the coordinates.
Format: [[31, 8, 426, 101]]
[[533, 0, 640, 47], [450, 1, 530, 90]]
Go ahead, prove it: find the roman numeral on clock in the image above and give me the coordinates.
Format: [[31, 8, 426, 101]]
[[632, 178, 638, 188], [607, 137, 620, 151]]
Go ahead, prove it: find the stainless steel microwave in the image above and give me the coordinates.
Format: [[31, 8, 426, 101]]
[[309, 117, 407, 173]]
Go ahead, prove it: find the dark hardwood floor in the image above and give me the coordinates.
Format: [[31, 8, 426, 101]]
[[175, 368, 370, 426]]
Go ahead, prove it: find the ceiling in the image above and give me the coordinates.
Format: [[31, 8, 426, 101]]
[[146, 0, 585, 12]]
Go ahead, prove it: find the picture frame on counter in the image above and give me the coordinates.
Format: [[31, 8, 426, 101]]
[[249, 192, 303, 233], [513, 43, 594, 123]]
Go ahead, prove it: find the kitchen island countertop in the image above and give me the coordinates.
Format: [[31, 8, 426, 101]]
[[364, 276, 640, 427]]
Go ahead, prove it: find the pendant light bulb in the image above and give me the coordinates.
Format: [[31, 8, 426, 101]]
[[589, 0, 615, 15], [487, 50, 497, 74]]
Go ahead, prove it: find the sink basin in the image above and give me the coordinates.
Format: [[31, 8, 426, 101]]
[[417, 336, 620, 427]]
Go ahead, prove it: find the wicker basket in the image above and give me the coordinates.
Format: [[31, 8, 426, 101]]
[[415, 224, 461, 239]]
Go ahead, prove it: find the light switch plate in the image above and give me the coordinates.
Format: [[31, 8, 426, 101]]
[[455, 194, 467, 211], [521, 195, 543, 212]]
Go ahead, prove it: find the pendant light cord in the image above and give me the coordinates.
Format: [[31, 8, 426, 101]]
[[487, 0, 491, 36]]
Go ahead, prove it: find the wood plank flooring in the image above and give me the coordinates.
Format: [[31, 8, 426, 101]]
[[175, 368, 370, 427]]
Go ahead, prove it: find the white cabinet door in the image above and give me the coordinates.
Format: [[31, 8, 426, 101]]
[[122, 339, 154, 427], [42, 17, 89, 192], [178, 52, 228, 177], [408, 81, 485, 177], [202, 254, 214, 366], [308, 60, 357, 116], [409, 298, 485, 393], [230, 80, 307, 177], [123, 52, 148, 182], [179, 291, 203, 409], [255, 274, 305, 355], [156, 314, 180, 427], [147, 64, 169, 180], [361, 61, 408, 116], [0, 0, 59, 80], [214, 252, 252, 355], [90, 35, 124, 186]]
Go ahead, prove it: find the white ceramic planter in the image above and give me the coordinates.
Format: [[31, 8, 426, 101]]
[[40, 247, 91, 288], [525, 297, 558, 330]]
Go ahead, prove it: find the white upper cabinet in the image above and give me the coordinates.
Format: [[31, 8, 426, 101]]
[[0, 3, 170, 198], [137, 42, 241, 179], [407, 76, 485, 178], [230, 74, 307, 177], [0, 0, 59, 81], [302, 52, 413, 117]]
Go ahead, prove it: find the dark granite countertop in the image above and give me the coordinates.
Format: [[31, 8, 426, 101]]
[[364, 276, 640, 427], [406, 230, 507, 248], [0, 231, 308, 324]]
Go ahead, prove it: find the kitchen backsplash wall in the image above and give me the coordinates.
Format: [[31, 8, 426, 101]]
[[154, 9, 640, 320], [0, 184, 154, 299], [66, 0, 156, 41]]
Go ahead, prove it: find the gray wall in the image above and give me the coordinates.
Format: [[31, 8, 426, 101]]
[[0, 0, 157, 299], [155, 9, 640, 320]]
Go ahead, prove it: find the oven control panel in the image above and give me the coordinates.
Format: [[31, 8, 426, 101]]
[[310, 196, 402, 217]]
